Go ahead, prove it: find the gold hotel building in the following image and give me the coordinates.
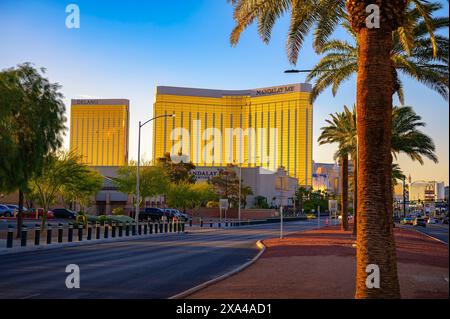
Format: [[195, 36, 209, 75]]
[[153, 84, 313, 186], [70, 99, 130, 166]]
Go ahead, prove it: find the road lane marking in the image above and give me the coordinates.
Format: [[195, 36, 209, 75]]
[[20, 293, 41, 299]]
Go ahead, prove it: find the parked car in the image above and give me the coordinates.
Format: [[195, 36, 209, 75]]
[[0, 205, 14, 217], [413, 218, 427, 227], [177, 211, 190, 222], [139, 207, 164, 221], [49, 208, 77, 219], [427, 218, 439, 224], [401, 217, 414, 225], [168, 209, 189, 221], [6, 205, 29, 213], [21, 208, 54, 219]]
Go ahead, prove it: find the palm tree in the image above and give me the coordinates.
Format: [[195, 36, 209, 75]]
[[322, 104, 437, 235], [318, 106, 356, 231], [229, 0, 442, 298], [392, 163, 406, 186], [307, 4, 449, 103], [391, 106, 438, 164]]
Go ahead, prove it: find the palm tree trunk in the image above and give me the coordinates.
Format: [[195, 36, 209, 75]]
[[340, 155, 349, 231], [353, 156, 358, 237], [355, 27, 400, 298]]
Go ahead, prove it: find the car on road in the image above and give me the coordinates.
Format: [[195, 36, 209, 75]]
[[176, 211, 189, 222], [0, 205, 14, 217], [165, 209, 189, 221], [401, 217, 414, 225], [49, 208, 77, 219], [5, 205, 29, 214], [413, 218, 427, 227], [140, 207, 164, 221], [427, 218, 439, 224]]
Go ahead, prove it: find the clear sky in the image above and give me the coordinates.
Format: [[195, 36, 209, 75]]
[[0, 0, 448, 184]]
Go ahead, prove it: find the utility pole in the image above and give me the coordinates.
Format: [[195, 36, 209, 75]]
[[280, 206, 284, 239], [403, 177, 407, 218]]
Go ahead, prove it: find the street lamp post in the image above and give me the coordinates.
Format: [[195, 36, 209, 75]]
[[238, 164, 242, 224], [135, 114, 174, 225], [403, 177, 407, 219]]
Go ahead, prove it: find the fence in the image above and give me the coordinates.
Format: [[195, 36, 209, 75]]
[[3, 219, 187, 249]]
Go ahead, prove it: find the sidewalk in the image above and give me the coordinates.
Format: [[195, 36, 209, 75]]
[[188, 225, 449, 299]]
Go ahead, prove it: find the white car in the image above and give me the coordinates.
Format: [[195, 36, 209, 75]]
[[427, 218, 439, 224]]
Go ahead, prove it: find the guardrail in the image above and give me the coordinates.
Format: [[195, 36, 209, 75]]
[[4, 219, 187, 249], [3, 215, 310, 249]]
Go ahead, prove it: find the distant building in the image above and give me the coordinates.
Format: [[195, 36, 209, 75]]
[[70, 99, 130, 166], [191, 166, 298, 208], [312, 162, 341, 195], [445, 186, 449, 203], [152, 84, 313, 186], [409, 181, 446, 202]]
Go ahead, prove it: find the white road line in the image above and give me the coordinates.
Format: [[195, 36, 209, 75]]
[[20, 293, 41, 299]]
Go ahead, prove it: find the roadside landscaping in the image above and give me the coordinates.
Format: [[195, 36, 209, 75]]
[[188, 225, 448, 299]]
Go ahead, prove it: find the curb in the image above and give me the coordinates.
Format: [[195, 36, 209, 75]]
[[168, 240, 266, 299]]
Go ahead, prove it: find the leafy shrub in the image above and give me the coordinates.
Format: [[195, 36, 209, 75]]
[[96, 215, 134, 225], [206, 201, 219, 208]]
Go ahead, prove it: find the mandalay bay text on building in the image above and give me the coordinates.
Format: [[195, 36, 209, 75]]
[[153, 83, 313, 186]]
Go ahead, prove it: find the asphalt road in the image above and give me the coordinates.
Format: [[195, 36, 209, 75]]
[[0, 219, 329, 299], [402, 224, 449, 244]]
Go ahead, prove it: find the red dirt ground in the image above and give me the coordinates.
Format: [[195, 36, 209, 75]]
[[188, 226, 448, 299]]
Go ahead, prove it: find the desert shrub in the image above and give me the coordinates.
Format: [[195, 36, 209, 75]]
[[206, 201, 219, 208]]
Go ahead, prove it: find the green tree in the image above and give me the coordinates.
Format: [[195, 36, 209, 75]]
[[190, 183, 218, 210], [166, 182, 217, 212], [28, 152, 102, 229], [166, 182, 194, 211], [229, 0, 441, 298], [114, 162, 170, 210], [157, 152, 196, 184], [59, 169, 103, 212], [209, 165, 253, 208], [307, 5, 449, 103], [321, 105, 437, 235], [295, 186, 311, 214], [391, 106, 438, 164], [302, 190, 329, 213], [254, 196, 269, 209], [392, 164, 406, 187], [0, 63, 66, 237]]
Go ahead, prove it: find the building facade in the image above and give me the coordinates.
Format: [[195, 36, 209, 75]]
[[409, 181, 446, 202], [191, 166, 298, 208], [153, 84, 313, 186], [311, 162, 341, 195], [70, 99, 130, 166]]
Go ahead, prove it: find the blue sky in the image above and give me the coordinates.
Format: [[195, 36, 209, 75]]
[[0, 0, 448, 184]]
